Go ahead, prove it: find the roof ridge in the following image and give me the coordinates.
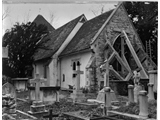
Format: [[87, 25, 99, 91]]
[[88, 9, 115, 22], [33, 14, 55, 31], [55, 14, 85, 30]]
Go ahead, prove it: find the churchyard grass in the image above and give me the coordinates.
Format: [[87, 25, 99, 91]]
[[16, 90, 156, 120]]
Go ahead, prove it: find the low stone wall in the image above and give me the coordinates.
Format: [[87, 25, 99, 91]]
[[12, 78, 29, 91]]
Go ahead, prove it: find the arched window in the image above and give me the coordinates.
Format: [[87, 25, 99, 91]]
[[77, 61, 80, 66], [73, 62, 76, 70]]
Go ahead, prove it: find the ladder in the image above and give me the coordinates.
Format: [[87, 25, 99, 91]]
[[146, 40, 152, 60]]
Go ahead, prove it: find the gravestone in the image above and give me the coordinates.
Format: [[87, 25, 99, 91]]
[[70, 62, 86, 103], [2, 82, 17, 120], [28, 74, 48, 116], [2, 82, 16, 98]]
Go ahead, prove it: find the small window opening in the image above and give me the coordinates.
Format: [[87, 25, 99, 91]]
[[63, 74, 65, 82]]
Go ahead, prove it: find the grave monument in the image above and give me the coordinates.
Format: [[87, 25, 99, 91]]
[[28, 74, 48, 115], [70, 61, 86, 103]]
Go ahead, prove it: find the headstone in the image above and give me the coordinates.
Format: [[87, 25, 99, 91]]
[[70, 62, 86, 103], [30, 74, 46, 101], [2, 82, 16, 98], [2, 82, 17, 120], [28, 74, 48, 116]]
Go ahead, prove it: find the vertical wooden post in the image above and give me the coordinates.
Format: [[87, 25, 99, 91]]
[[121, 38, 125, 74]]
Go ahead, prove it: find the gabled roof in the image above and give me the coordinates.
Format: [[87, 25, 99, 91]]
[[34, 14, 84, 61], [33, 14, 55, 32], [60, 9, 114, 56]]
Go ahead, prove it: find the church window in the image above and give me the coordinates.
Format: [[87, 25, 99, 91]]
[[44, 65, 47, 78], [73, 74, 76, 78], [77, 61, 81, 66], [73, 62, 76, 70], [63, 74, 65, 82]]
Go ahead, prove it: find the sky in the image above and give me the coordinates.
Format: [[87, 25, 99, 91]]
[[2, 1, 118, 34]]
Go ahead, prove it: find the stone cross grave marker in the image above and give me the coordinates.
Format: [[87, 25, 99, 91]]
[[2, 82, 16, 98], [43, 109, 59, 120], [30, 73, 46, 101], [73, 62, 84, 90], [103, 58, 109, 87]]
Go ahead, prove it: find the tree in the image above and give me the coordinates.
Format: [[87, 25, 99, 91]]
[[3, 22, 49, 77], [123, 2, 158, 64]]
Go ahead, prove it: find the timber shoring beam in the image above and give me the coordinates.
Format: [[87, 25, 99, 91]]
[[122, 30, 148, 78], [105, 41, 130, 73], [109, 67, 124, 81]]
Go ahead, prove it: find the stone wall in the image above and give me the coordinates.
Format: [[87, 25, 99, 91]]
[[91, 5, 147, 90]]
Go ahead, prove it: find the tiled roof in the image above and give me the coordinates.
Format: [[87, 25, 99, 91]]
[[34, 14, 84, 61], [60, 9, 114, 56], [33, 14, 55, 32]]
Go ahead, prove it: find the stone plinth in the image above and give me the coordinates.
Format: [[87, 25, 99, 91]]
[[139, 90, 148, 118], [70, 90, 86, 103], [148, 70, 157, 93], [128, 85, 134, 103], [148, 83, 155, 101], [96, 88, 117, 103], [28, 101, 48, 115]]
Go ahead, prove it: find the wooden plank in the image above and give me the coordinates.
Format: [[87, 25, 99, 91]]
[[109, 67, 124, 81], [124, 72, 132, 81], [106, 41, 130, 72], [16, 110, 37, 120], [108, 110, 152, 119], [108, 52, 116, 63], [122, 30, 148, 78], [122, 54, 132, 72]]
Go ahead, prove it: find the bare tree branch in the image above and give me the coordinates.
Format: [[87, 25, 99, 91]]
[[49, 11, 55, 24], [2, 7, 10, 20]]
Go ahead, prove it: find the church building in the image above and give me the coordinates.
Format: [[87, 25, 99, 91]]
[[32, 3, 156, 90]]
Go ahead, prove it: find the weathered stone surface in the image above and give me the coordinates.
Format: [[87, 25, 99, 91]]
[[2, 82, 16, 98], [96, 88, 117, 102]]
